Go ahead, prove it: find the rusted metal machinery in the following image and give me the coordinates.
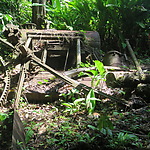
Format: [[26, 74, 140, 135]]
[[4, 24, 101, 70], [0, 24, 119, 149]]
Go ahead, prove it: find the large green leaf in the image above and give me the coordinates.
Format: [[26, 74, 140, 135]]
[[4, 14, 13, 21], [86, 89, 97, 114], [94, 60, 105, 77]]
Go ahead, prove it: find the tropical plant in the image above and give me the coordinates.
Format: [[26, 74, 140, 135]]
[[47, 0, 149, 54], [62, 61, 104, 115], [0, 13, 13, 32], [62, 88, 101, 115], [1, 0, 149, 55], [79, 60, 106, 89], [61, 98, 85, 114], [0, 0, 32, 32], [85, 89, 100, 115], [108, 131, 142, 149], [24, 126, 34, 144]]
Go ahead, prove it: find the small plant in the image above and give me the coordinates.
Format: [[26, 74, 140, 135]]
[[108, 131, 142, 149], [60, 88, 81, 101], [79, 60, 106, 89], [24, 126, 34, 143], [62, 88, 101, 115], [85, 89, 100, 115], [97, 114, 114, 137], [61, 97, 85, 114], [88, 113, 114, 138], [62, 61, 104, 115], [117, 132, 138, 144]]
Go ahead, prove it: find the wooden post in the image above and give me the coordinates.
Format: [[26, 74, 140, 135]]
[[25, 37, 32, 70], [41, 42, 47, 64], [77, 38, 81, 67]]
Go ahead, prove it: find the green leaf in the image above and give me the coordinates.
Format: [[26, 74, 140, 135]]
[[118, 132, 125, 141], [4, 14, 13, 21], [86, 89, 95, 100], [87, 125, 98, 130], [0, 113, 8, 121], [86, 70, 98, 76], [95, 79, 100, 87], [127, 134, 137, 140], [73, 98, 85, 105], [94, 60, 105, 77], [43, 79, 49, 82], [62, 103, 73, 108], [86, 89, 96, 114], [38, 81, 43, 85], [136, 22, 145, 28], [54, 0, 61, 10], [25, 127, 34, 143]]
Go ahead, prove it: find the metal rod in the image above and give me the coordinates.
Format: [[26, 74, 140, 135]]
[[125, 39, 144, 79], [0, 37, 15, 49], [41, 42, 47, 64], [64, 49, 69, 71], [14, 64, 26, 109], [77, 38, 81, 67]]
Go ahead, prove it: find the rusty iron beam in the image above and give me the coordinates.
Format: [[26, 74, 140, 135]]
[[12, 110, 26, 150], [12, 38, 32, 149], [0, 37, 15, 49], [27, 34, 82, 39], [30, 53, 121, 102]]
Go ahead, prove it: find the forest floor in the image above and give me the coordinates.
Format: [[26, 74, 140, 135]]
[[0, 63, 150, 150], [18, 99, 150, 150]]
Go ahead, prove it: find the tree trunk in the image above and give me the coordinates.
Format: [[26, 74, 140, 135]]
[[32, 0, 46, 29]]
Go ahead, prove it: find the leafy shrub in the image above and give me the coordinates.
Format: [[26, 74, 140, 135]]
[[47, 0, 150, 54]]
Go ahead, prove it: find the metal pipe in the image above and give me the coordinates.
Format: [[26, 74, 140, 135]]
[[77, 38, 81, 67]]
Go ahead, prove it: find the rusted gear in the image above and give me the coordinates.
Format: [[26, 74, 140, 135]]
[[0, 56, 10, 106]]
